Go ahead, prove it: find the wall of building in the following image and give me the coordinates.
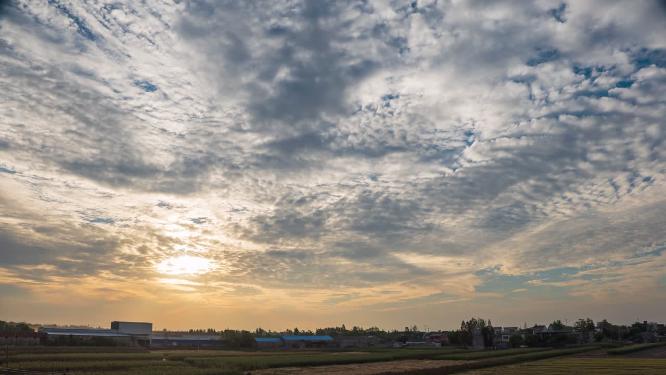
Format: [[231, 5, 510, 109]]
[[111, 321, 152, 335]]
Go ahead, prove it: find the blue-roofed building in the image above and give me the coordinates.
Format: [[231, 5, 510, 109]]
[[255, 337, 283, 349]]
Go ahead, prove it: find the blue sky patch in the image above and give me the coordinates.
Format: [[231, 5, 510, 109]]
[[48, 0, 97, 41], [88, 217, 115, 224], [134, 80, 158, 92], [549, 3, 567, 23], [527, 48, 559, 66], [632, 48, 666, 69], [0, 165, 16, 174], [615, 80, 634, 88]]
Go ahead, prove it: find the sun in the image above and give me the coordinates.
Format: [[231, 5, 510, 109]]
[[156, 255, 212, 275]]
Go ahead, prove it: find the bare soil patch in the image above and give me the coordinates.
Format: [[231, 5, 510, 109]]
[[252, 359, 467, 375]]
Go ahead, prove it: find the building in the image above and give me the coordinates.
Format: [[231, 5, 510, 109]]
[[41, 327, 135, 346], [112, 321, 151, 346], [41, 321, 152, 346], [471, 327, 484, 349], [424, 332, 449, 346], [255, 337, 283, 349], [150, 333, 225, 348], [111, 321, 152, 335], [493, 327, 519, 348]]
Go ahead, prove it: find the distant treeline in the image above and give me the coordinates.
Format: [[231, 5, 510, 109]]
[[0, 320, 34, 333], [4, 317, 664, 347]]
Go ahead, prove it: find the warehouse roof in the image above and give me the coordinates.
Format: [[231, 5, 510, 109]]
[[255, 337, 282, 343], [151, 334, 222, 341], [41, 328, 130, 337]]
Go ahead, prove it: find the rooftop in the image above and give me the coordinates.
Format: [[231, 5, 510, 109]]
[[41, 328, 130, 337], [255, 337, 282, 343]]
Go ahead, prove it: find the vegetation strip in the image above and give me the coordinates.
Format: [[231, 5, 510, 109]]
[[433, 347, 549, 360], [374, 346, 601, 374], [607, 342, 666, 355], [462, 358, 666, 375], [183, 348, 466, 371]]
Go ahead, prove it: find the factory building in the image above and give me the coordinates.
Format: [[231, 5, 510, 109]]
[[41, 321, 152, 346], [255, 337, 282, 349], [111, 321, 152, 335]]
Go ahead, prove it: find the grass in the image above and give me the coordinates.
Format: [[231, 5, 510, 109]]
[[433, 347, 549, 360], [5, 346, 149, 354], [607, 342, 666, 355], [182, 348, 466, 371], [2, 346, 464, 375], [388, 346, 601, 374], [460, 357, 666, 374], [11, 345, 658, 375]]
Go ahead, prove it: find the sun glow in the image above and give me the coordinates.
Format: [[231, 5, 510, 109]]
[[157, 255, 212, 275]]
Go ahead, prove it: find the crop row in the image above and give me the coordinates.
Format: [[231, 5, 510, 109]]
[[182, 348, 467, 371], [463, 358, 666, 374], [607, 342, 666, 355]]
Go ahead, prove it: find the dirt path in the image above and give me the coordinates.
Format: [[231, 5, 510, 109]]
[[252, 359, 468, 375]]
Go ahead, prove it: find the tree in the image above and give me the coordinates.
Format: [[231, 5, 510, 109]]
[[0, 321, 33, 333], [457, 318, 493, 347], [574, 318, 595, 332], [509, 334, 524, 348], [523, 333, 539, 347], [550, 320, 565, 330]]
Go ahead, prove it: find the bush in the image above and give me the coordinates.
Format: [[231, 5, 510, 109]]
[[509, 334, 524, 348]]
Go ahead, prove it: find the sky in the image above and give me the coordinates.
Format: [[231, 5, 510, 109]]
[[0, 0, 665, 331]]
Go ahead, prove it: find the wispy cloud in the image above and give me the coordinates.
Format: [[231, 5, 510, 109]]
[[0, 0, 664, 329]]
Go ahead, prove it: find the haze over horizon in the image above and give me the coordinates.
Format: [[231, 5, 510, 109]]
[[1, 0, 665, 331]]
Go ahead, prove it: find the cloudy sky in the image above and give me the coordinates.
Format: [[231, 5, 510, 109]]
[[0, 0, 665, 330]]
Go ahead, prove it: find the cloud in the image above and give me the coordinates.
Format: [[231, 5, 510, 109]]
[[0, 0, 664, 328]]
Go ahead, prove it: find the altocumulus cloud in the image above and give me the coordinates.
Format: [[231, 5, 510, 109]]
[[0, 0, 665, 328]]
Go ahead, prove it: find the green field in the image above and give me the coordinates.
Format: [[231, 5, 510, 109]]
[[607, 342, 666, 355], [461, 357, 666, 374], [2, 345, 663, 374], [2, 347, 465, 374]]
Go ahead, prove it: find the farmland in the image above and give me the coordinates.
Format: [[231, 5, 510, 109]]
[[1, 344, 665, 374], [2, 347, 468, 374], [460, 357, 666, 375]]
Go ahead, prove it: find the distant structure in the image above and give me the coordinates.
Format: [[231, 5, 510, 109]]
[[41, 321, 152, 346], [493, 326, 518, 348], [111, 321, 152, 335], [255, 337, 283, 349]]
